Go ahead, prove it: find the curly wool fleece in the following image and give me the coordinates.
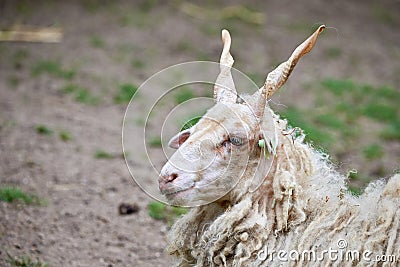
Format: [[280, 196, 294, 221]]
[[167, 113, 400, 267]]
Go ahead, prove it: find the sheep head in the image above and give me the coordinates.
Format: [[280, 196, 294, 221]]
[[159, 26, 325, 206]]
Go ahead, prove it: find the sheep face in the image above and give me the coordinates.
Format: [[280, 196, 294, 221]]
[[158, 25, 325, 206], [159, 101, 261, 206]]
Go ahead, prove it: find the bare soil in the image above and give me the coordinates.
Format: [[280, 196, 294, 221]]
[[0, 1, 399, 266]]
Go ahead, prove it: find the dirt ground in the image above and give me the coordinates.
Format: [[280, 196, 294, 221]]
[[0, 1, 399, 266]]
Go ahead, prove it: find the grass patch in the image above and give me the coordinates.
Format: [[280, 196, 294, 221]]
[[362, 103, 397, 122], [381, 120, 400, 141], [174, 87, 194, 104], [94, 149, 114, 159], [333, 98, 359, 121], [148, 201, 188, 225], [280, 108, 334, 149], [0, 186, 41, 205], [363, 144, 384, 160], [321, 79, 356, 96], [32, 60, 76, 80], [62, 84, 99, 105], [373, 85, 400, 103], [7, 252, 48, 267], [347, 186, 363, 196], [148, 136, 162, 147], [181, 116, 202, 131], [36, 125, 53, 135], [59, 130, 72, 141], [314, 113, 346, 130], [114, 83, 138, 103], [75, 89, 99, 104]]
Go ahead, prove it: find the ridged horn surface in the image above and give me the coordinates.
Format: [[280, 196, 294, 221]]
[[254, 25, 325, 117], [213, 29, 237, 103]]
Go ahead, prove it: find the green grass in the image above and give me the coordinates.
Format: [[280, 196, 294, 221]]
[[0, 186, 41, 205], [7, 252, 48, 267], [280, 107, 334, 149], [174, 87, 194, 104], [347, 169, 359, 180], [181, 116, 202, 131], [114, 83, 138, 103], [32, 60, 76, 80], [62, 84, 99, 105], [147, 201, 188, 225], [347, 186, 363, 196], [362, 103, 397, 123], [338, 105, 361, 123], [381, 120, 400, 141], [36, 125, 53, 135], [321, 79, 356, 96], [314, 78, 399, 192], [314, 113, 347, 130], [363, 144, 384, 160], [59, 130, 72, 141], [373, 86, 400, 103], [89, 36, 105, 48], [148, 136, 162, 147], [94, 149, 114, 159], [75, 88, 99, 104], [276, 78, 399, 193]]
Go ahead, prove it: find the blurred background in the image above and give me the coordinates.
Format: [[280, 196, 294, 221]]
[[0, 0, 399, 266]]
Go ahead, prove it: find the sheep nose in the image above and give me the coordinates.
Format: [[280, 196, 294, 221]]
[[166, 173, 178, 182], [158, 173, 178, 194]]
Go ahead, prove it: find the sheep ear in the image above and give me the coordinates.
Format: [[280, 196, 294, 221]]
[[249, 130, 276, 193], [168, 128, 191, 149], [259, 109, 279, 156], [249, 110, 278, 192]]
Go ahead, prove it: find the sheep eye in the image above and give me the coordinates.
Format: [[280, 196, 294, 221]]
[[229, 136, 244, 146]]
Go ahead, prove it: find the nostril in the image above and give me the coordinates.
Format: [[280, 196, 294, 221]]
[[167, 173, 178, 183]]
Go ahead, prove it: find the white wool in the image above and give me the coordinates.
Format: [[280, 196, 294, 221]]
[[167, 110, 400, 267]]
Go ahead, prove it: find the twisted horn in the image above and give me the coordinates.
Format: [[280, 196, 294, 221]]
[[213, 29, 237, 103], [255, 25, 325, 117]]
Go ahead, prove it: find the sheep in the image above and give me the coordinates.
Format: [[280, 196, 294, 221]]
[[158, 26, 400, 266]]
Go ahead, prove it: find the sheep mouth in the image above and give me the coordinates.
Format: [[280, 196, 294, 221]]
[[163, 185, 195, 198]]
